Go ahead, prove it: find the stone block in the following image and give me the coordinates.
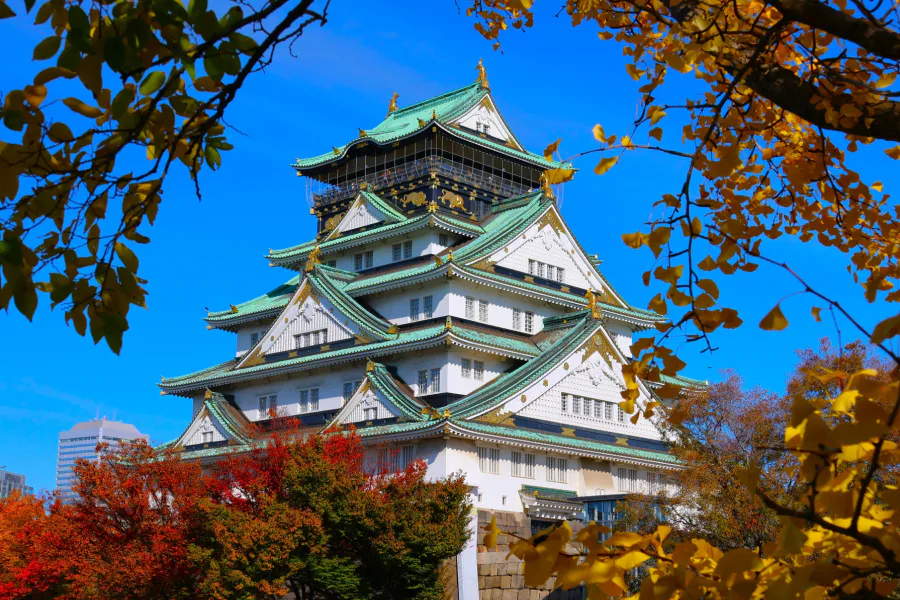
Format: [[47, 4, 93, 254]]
[[489, 564, 498, 576], [479, 577, 485, 590], [486, 576, 501, 588], [518, 589, 531, 600], [501, 575, 512, 589], [502, 590, 518, 600], [478, 564, 490, 576]]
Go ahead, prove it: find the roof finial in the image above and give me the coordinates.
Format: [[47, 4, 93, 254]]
[[366, 358, 375, 372], [445, 316, 453, 331], [584, 289, 604, 320], [432, 109, 438, 121], [475, 58, 489, 89], [305, 245, 322, 273], [387, 91, 399, 116]]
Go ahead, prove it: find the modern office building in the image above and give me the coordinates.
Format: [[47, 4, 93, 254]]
[[56, 418, 148, 501], [0, 469, 34, 499]]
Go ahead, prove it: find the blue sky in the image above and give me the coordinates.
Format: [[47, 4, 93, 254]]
[[1, 1, 896, 492]]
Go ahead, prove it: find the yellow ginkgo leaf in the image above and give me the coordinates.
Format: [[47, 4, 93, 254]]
[[875, 71, 897, 89], [592, 124, 606, 142], [543, 168, 575, 184], [759, 304, 789, 331], [811, 306, 822, 322], [872, 181, 883, 192], [483, 515, 500, 550], [543, 138, 561, 161], [594, 157, 617, 175]]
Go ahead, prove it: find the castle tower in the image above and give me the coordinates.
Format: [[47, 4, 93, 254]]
[[160, 66, 700, 599]]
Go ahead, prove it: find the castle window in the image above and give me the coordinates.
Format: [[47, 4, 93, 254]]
[[525, 311, 534, 333], [355, 251, 373, 270], [511, 451, 535, 479], [537, 262, 545, 278], [528, 259, 536, 275], [618, 405, 626, 422], [547, 265, 555, 280], [392, 243, 402, 262], [202, 431, 213, 444], [354, 253, 363, 270], [429, 368, 441, 393], [617, 467, 639, 492], [378, 445, 415, 472], [474, 360, 485, 381], [513, 308, 522, 330], [299, 388, 319, 413], [423, 295, 433, 318], [364, 407, 377, 421], [594, 400, 603, 419], [250, 332, 260, 346], [465, 296, 475, 319], [439, 233, 449, 246], [547, 456, 567, 483], [365, 251, 373, 268], [461, 358, 472, 379], [258, 394, 277, 417], [557, 267, 565, 283], [583, 398, 593, 416], [409, 298, 420, 321], [561, 393, 568, 412], [478, 446, 500, 474], [326, 259, 337, 268], [605, 401, 614, 420], [478, 299, 489, 322], [572, 396, 581, 414], [417, 370, 428, 395], [342, 380, 361, 400], [403, 240, 413, 259]]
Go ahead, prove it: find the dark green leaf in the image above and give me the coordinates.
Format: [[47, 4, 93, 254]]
[[2, 109, 25, 131], [0, 2, 16, 19], [115, 241, 139, 273], [111, 87, 135, 118], [204, 145, 220, 169], [13, 285, 38, 320], [0, 238, 24, 265], [229, 32, 257, 54], [33, 35, 61, 60], [57, 45, 82, 70], [187, 0, 206, 22], [68, 5, 89, 33]]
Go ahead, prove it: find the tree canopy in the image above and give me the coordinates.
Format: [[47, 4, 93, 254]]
[[0, 429, 471, 600], [468, 1, 900, 598]]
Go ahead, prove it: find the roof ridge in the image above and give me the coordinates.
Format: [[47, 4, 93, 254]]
[[308, 265, 396, 340], [387, 82, 484, 118]]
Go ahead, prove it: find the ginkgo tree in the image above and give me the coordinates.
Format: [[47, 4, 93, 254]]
[[467, 0, 900, 598], [0, 0, 330, 352]]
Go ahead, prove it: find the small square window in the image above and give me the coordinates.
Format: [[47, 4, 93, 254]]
[[525, 311, 534, 334], [474, 361, 485, 381], [512, 308, 522, 330], [364, 250, 373, 268], [478, 299, 488, 322], [392, 243, 402, 262], [439, 233, 449, 246], [423, 295, 433, 318], [403, 240, 412, 259], [461, 358, 472, 379], [409, 298, 420, 321]]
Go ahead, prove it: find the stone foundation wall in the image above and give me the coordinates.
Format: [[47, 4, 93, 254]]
[[475, 510, 583, 600]]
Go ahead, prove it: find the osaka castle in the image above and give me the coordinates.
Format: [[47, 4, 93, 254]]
[[160, 63, 699, 597]]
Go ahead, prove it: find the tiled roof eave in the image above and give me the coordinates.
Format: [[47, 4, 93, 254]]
[[448, 332, 538, 360], [354, 419, 681, 469]]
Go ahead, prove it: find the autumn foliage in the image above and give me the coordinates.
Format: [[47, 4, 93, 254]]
[[0, 430, 470, 600]]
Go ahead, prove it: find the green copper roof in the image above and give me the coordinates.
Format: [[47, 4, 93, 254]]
[[660, 373, 708, 388], [520, 485, 578, 502], [292, 82, 567, 171], [162, 321, 541, 394], [358, 189, 408, 223], [206, 276, 300, 325], [458, 420, 680, 465], [366, 363, 427, 421], [446, 314, 599, 418], [306, 264, 395, 340], [267, 212, 482, 266]]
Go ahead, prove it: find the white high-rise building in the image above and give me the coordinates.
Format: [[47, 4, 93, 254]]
[[0, 469, 34, 499], [56, 418, 148, 501]]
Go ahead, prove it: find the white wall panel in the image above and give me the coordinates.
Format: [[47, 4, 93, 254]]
[[183, 414, 227, 446], [494, 225, 590, 290], [267, 296, 354, 355]]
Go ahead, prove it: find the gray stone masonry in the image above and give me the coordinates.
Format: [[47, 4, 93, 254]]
[[475, 509, 584, 600]]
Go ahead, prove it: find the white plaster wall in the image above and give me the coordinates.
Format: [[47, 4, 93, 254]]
[[447, 280, 563, 334], [336, 201, 385, 233], [235, 325, 270, 357], [267, 295, 354, 355], [493, 224, 591, 290], [321, 229, 443, 273], [517, 352, 662, 439], [344, 388, 397, 424], [392, 346, 449, 398], [606, 320, 636, 358], [454, 101, 512, 142], [447, 348, 514, 395], [364, 279, 450, 325], [183, 415, 227, 446], [229, 360, 369, 420]]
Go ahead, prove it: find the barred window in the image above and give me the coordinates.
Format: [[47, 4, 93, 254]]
[[537, 262, 545, 278], [309, 388, 319, 412], [547, 456, 567, 483], [417, 370, 428, 395], [478, 299, 488, 322], [465, 296, 475, 319], [618, 404, 626, 422], [617, 467, 639, 492], [583, 398, 593, 416], [561, 393, 568, 412], [342, 380, 361, 400], [461, 358, 472, 378], [364, 407, 377, 421], [392, 243, 402, 262], [557, 267, 565, 283], [364, 250, 373, 268], [547, 265, 555, 280], [250, 332, 260, 346], [439, 233, 449, 246], [572, 396, 581, 414], [423, 295, 434, 318], [478, 446, 500, 474], [429, 368, 441, 394], [512, 308, 522, 330], [474, 360, 485, 381], [525, 311, 534, 333], [605, 401, 614, 420], [594, 399, 603, 418], [409, 298, 420, 321], [354, 253, 363, 271], [379, 445, 416, 472], [258, 395, 277, 417], [403, 240, 413, 259], [326, 259, 337, 268], [528, 259, 536, 275], [511, 451, 536, 479]]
